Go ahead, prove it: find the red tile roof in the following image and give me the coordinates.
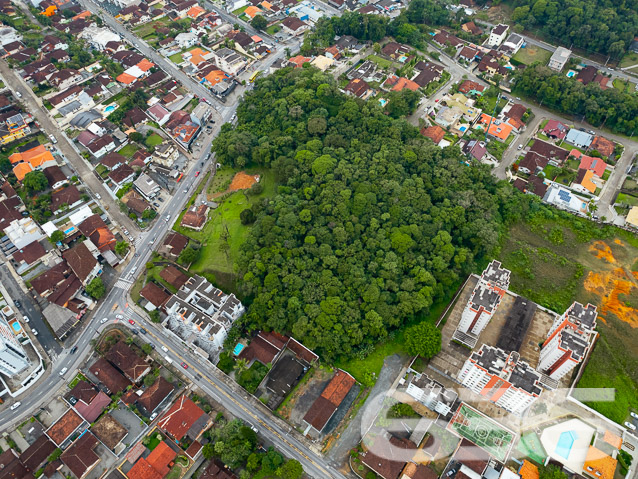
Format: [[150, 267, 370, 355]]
[[140, 282, 170, 309], [303, 370, 355, 432], [158, 396, 208, 442], [46, 409, 84, 446], [13, 241, 47, 266], [590, 136, 615, 157], [127, 442, 177, 479], [89, 357, 131, 393], [420, 125, 445, 145], [159, 266, 189, 290], [62, 242, 97, 284], [20, 436, 56, 471], [74, 391, 111, 423]]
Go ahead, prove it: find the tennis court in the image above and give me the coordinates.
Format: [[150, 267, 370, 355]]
[[516, 431, 547, 464], [447, 403, 515, 462]]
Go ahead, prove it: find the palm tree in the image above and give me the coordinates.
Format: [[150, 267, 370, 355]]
[[234, 358, 249, 375]]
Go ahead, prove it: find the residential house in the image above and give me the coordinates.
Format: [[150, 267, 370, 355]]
[[477, 52, 509, 76], [91, 415, 128, 452], [548, 46, 571, 72], [137, 377, 174, 414], [42, 35, 68, 52], [287, 55, 311, 68], [175, 32, 198, 49], [432, 31, 463, 50], [180, 204, 208, 230], [62, 242, 100, 286], [504, 103, 527, 131], [212, 48, 246, 75], [77, 214, 116, 253], [89, 357, 131, 393], [420, 125, 446, 147], [100, 152, 126, 171], [461, 21, 481, 35], [153, 142, 179, 167], [147, 104, 171, 125], [463, 139, 488, 162], [86, 135, 116, 159], [458, 46, 478, 62], [487, 24, 508, 47], [48, 69, 83, 90], [310, 55, 334, 71], [159, 266, 188, 290], [127, 441, 176, 479], [590, 136, 615, 157], [565, 129, 593, 149], [478, 114, 513, 142], [500, 33, 524, 55], [134, 173, 160, 201], [161, 232, 188, 258], [344, 78, 373, 100], [303, 369, 356, 434], [60, 433, 100, 479], [108, 164, 136, 191], [51, 184, 82, 214], [140, 282, 170, 311], [158, 395, 211, 443], [281, 17, 308, 36], [45, 409, 86, 448], [543, 183, 589, 214], [66, 380, 111, 423], [543, 119, 568, 140], [573, 168, 597, 195], [572, 150, 607, 177], [20, 436, 56, 472], [458, 80, 485, 95], [200, 460, 236, 479], [105, 340, 151, 383], [381, 41, 410, 61], [513, 174, 548, 198]]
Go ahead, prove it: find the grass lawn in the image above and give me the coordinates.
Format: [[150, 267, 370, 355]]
[[232, 4, 248, 14], [168, 52, 183, 64], [513, 45, 552, 66], [566, 159, 580, 170], [367, 54, 393, 69], [145, 133, 163, 147], [613, 78, 634, 92], [118, 143, 138, 158], [619, 51, 638, 68], [164, 465, 182, 479], [68, 372, 88, 388], [133, 18, 169, 38], [617, 192, 638, 206], [602, 169, 611, 181], [146, 434, 162, 450], [175, 167, 275, 293], [266, 23, 280, 34]]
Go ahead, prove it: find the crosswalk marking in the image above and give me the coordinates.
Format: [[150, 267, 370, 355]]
[[113, 279, 133, 290]]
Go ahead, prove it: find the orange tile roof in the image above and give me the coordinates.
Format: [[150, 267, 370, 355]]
[[251, 35, 263, 42], [13, 162, 33, 181], [584, 446, 617, 479], [136, 59, 155, 72], [519, 460, 539, 479], [46, 409, 84, 446], [260, 1, 272, 9], [244, 5, 261, 17], [72, 10, 90, 20], [479, 114, 513, 140], [117, 73, 137, 84], [288, 55, 310, 67], [577, 168, 597, 193], [187, 48, 207, 66], [146, 441, 176, 477], [158, 395, 207, 442], [187, 5, 205, 18], [127, 458, 161, 479], [602, 430, 622, 450], [9, 145, 54, 167], [391, 77, 419, 92], [204, 70, 227, 86]]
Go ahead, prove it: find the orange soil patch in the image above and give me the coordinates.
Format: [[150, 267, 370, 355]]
[[229, 172, 259, 191], [584, 268, 638, 328], [589, 240, 616, 264], [614, 239, 624, 246]]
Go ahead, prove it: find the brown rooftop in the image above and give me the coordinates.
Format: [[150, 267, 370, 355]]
[[89, 357, 131, 393], [91, 414, 127, 450], [303, 369, 355, 432], [137, 376, 174, 413], [159, 266, 189, 290], [62, 242, 97, 284], [140, 282, 170, 309], [105, 341, 150, 382], [46, 409, 84, 446]]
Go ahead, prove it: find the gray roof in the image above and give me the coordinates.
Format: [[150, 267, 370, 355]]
[[473, 346, 542, 396], [70, 109, 102, 128]]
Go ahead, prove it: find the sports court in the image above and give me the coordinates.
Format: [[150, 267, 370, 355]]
[[447, 403, 516, 462], [516, 431, 548, 464]]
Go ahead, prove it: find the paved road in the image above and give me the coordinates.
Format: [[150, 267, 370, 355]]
[[0, 61, 138, 233], [0, 264, 61, 355]]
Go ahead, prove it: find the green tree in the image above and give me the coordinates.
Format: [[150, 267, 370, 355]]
[[178, 246, 199, 265], [86, 277, 106, 300], [129, 131, 144, 142], [115, 241, 129, 256], [404, 322, 441, 358], [276, 460, 304, 479], [23, 171, 48, 193], [149, 310, 161, 323], [251, 15, 268, 30], [49, 230, 64, 244], [142, 209, 157, 220], [143, 373, 155, 387], [240, 208, 255, 225], [539, 464, 568, 479], [142, 343, 153, 355]]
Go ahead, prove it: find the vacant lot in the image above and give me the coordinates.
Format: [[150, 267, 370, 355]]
[[498, 211, 638, 423], [513, 45, 552, 66], [620, 52, 638, 68]]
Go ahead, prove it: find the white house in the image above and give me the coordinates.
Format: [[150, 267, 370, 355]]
[[487, 24, 509, 47]]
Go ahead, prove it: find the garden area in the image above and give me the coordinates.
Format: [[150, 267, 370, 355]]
[[512, 45, 552, 66]]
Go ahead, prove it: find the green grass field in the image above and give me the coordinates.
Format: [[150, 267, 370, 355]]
[[168, 53, 183, 64], [145, 133, 163, 147], [174, 167, 275, 293], [118, 144, 138, 158], [367, 54, 393, 69], [617, 192, 638, 206], [232, 5, 248, 14], [448, 404, 514, 462], [266, 23, 280, 34], [513, 46, 552, 66], [619, 52, 638, 68]]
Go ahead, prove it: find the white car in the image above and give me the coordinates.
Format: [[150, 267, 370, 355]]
[[32, 329, 38, 336], [23, 317, 29, 323], [115, 314, 124, 320], [631, 412, 638, 419], [95, 193, 101, 200], [625, 421, 636, 431], [59, 367, 67, 376], [150, 412, 158, 420], [161, 346, 168, 353], [101, 317, 108, 324], [517, 145, 523, 150], [10, 402, 21, 410]]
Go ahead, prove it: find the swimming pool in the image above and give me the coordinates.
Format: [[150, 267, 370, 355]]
[[555, 431, 577, 459], [64, 226, 75, 235], [233, 343, 245, 355], [398, 55, 408, 63], [104, 105, 116, 113], [379, 99, 388, 107], [459, 125, 467, 132], [11, 321, 21, 333], [566, 70, 576, 78]]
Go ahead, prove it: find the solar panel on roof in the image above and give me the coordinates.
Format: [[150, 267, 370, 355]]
[[558, 190, 571, 202]]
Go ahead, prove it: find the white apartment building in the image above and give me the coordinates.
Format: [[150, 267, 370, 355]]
[[405, 372, 458, 416], [487, 24, 509, 47], [164, 275, 245, 350], [538, 302, 597, 380], [548, 46, 571, 72], [458, 345, 543, 415], [0, 317, 29, 376], [452, 260, 511, 348]]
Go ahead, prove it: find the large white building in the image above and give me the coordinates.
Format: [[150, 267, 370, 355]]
[[548, 46, 571, 72], [487, 24, 509, 47], [0, 317, 29, 376], [538, 302, 597, 380], [405, 372, 458, 416], [458, 345, 543, 415], [452, 260, 510, 348], [164, 275, 245, 350]]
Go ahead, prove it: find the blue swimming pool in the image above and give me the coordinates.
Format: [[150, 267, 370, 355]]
[[104, 105, 116, 113], [64, 226, 75, 234], [555, 431, 577, 459], [459, 125, 467, 132], [233, 343, 245, 355], [379, 99, 388, 107], [566, 71, 576, 78], [398, 55, 408, 63], [11, 322, 20, 332]]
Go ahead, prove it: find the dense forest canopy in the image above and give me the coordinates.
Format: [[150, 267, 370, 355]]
[[507, 0, 638, 57], [213, 67, 530, 360], [514, 64, 638, 135]]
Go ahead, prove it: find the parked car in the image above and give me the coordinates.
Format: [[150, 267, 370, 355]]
[[150, 412, 158, 420], [10, 402, 21, 410], [32, 329, 38, 336], [195, 171, 200, 177], [631, 412, 638, 419], [14, 300, 21, 308], [23, 316, 29, 323], [101, 317, 108, 324], [625, 422, 636, 431], [181, 362, 188, 369], [517, 145, 523, 150], [140, 328, 147, 335], [128, 319, 135, 325], [59, 367, 67, 376]]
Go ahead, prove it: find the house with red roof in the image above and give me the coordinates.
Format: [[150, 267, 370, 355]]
[[303, 369, 356, 434], [158, 395, 211, 444], [571, 149, 607, 177], [127, 441, 177, 479]]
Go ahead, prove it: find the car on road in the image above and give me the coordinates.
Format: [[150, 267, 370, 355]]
[[70, 346, 78, 354], [15, 91, 21, 98], [95, 193, 101, 200], [181, 362, 188, 369], [625, 422, 636, 431], [195, 171, 200, 177], [183, 188, 188, 194], [132, 329, 138, 335], [139, 328, 147, 335], [631, 412, 638, 419], [32, 329, 38, 336], [588, 130, 595, 135], [250, 425, 259, 434], [134, 252, 140, 257], [59, 367, 67, 376], [161, 346, 168, 352], [14, 300, 21, 308], [517, 145, 523, 150], [23, 316, 29, 323], [129, 319, 135, 325], [165, 214, 170, 222], [10, 402, 20, 410], [150, 412, 158, 420], [101, 317, 108, 323], [115, 314, 124, 320]]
